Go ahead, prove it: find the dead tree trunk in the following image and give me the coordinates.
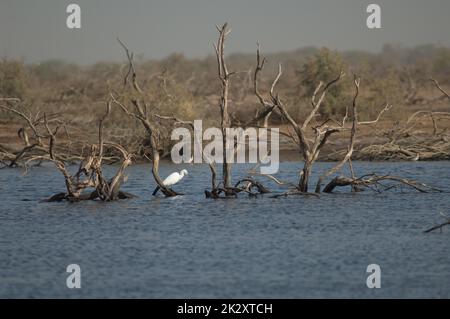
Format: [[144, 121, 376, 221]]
[[214, 23, 234, 189], [111, 39, 180, 197], [253, 47, 344, 193], [202, 24, 274, 198]]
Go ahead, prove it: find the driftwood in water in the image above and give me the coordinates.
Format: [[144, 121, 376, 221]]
[[270, 191, 320, 199], [424, 221, 450, 233], [246, 168, 319, 198], [42, 190, 135, 203], [204, 177, 270, 199], [322, 174, 442, 193], [424, 212, 450, 233], [235, 178, 270, 194]]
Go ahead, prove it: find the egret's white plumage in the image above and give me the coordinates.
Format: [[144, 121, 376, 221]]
[[153, 169, 188, 195], [162, 169, 188, 186]]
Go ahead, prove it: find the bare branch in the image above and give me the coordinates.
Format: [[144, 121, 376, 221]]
[[315, 75, 359, 193], [270, 63, 283, 100], [358, 103, 393, 125], [302, 70, 345, 130], [117, 37, 142, 93], [424, 213, 450, 233], [431, 78, 450, 100]]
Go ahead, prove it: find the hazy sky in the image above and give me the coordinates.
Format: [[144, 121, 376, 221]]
[[1, 0, 449, 64]]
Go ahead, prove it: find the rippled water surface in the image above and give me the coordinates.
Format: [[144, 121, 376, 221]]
[[1, 161, 450, 298]]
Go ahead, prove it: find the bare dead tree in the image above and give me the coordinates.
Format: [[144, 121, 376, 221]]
[[195, 24, 275, 198], [43, 102, 134, 202], [214, 23, 234, 190], [153, 25, 275, 199], [252, 45, 431, 194], [254, 47, 347, 192], [111, 38, 181, 197], [1, 98, 133, 202]]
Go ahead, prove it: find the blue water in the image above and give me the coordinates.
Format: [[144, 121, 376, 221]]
[[1, 161, 450, 298]]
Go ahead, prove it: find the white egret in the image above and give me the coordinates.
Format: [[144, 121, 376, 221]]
[[152, 169, 188, 195]]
